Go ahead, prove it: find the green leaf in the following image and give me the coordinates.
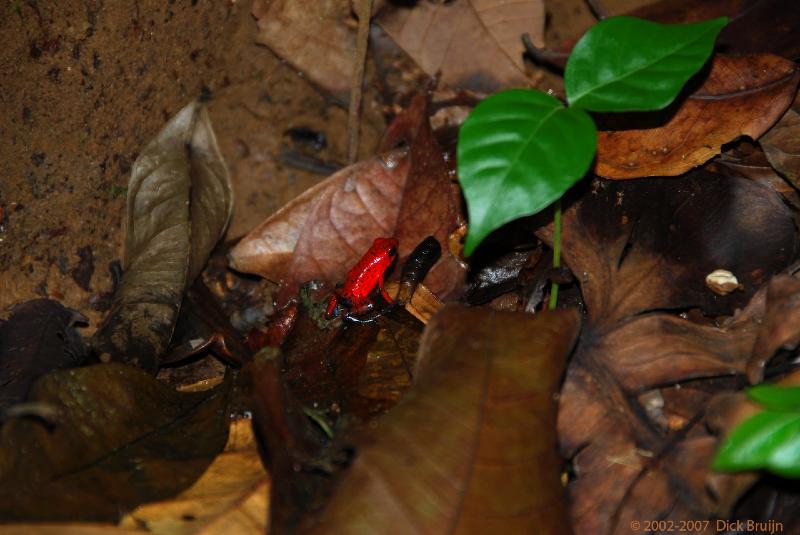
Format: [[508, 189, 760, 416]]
[[748, 385, 800, 412], [713, 409, 800, 478], [565, 16, 727, 112], [457, 89, 596, 256]]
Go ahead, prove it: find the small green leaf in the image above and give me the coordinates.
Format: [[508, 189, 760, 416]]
[[713, 409, 800, 478], [566, 16, 727, 112], [748, 385, 800, 412], [457, 89, 596, 256]]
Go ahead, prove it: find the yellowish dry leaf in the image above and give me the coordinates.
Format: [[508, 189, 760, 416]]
[[0, 525, 144, 535], [119, 419, 269, 535]]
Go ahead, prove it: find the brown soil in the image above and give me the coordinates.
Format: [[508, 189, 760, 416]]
[[0, 0, 383, 330]]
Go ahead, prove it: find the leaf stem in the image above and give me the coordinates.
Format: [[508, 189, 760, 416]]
[[548, 199, 562, 310]]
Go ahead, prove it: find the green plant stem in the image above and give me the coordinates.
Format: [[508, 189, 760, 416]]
[[548, 200, 562, 310]]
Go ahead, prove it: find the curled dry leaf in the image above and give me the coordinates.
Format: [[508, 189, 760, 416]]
[[760, 97, 800, 188], [595, 54, 800, 179], [252, 0, 354, 102], [535, 172, 800, 533], [92, 101, 233, 372], [0, 363, 230, 522], [230, 94, 465, 300], [0, 299, 87, 413], [120, 418, 268, 535], [377, 0, 545, 93], [306, 305, 580, 534]]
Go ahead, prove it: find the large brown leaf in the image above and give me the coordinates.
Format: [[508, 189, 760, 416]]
[[535, 172, 800, 533], [306, 305, 580, 534], [377, 0, 545, 93], [0, 363, 230, 522], [229, 95, 466, 300], [92, 101, 233, 372], [595, 54, 799, 179]]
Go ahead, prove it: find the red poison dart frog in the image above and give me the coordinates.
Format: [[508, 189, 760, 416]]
[[326, 237, 399, 323]]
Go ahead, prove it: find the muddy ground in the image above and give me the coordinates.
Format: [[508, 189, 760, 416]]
[[0, 0, 387, 330]]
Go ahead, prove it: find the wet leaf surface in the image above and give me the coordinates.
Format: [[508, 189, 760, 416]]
[[230, 95, 465, 300], [306, 305, 580, 534], [377, 0, 545, 93], [595, 54, 800, 179], [0, 363, 230, 523], [0, 299, 87, 413], [92, 101, 233, 372]]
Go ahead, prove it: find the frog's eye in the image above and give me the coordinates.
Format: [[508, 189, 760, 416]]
[[388, 246, 397, 257]]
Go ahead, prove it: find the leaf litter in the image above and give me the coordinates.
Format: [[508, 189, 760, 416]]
[[5, 0, 800, 533]]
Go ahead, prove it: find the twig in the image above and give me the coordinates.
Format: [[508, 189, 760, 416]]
[[347, 0, 374, 164]]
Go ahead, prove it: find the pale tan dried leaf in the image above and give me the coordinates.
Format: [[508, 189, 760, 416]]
[[120, 419, 269, 535], [469, 0, 546, 67], [253, 0, 354, 101], [93, 101, 232, 371], [378, 0, 543, 92]]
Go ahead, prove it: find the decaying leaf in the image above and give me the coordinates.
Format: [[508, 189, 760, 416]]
[[761, 97, 800, 188], [120, 418, 268, 535], [0, 299, 87, 413], [306, 305, 580, 534], [0, 363, 230, 522], [377, 0, 545, 93], [252, 0, 355, 102], [595, 54, 799, 179], [230, 95, 465, 300], [92, 101, 233, 372], [534, 172, 800, 533]]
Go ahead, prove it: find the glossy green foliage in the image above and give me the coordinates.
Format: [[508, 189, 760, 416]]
[[713, 386, 800, 478], [566, 16, 727, 111], [457, 90, 596, 255]]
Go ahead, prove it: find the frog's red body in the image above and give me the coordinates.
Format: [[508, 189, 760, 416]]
[[326, 237, 398, 321]]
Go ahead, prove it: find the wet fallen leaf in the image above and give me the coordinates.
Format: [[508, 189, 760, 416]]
[[0, 299, 87, 413], [252, 0, 355, 102], [120, 418, 268, 535], [249, 292, 425, 532], [377, 0, 545, 93], [760, 98, 800, 188], [306, 305, 580, 534], [534, 172, 800, 533], [230, 95, 465, 300], [92, 101, 233, 372], [0, 363, 230, 522], [595, 54, 799, 179]]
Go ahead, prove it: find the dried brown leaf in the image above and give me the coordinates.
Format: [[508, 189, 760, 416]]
[[595, 54, 799, 179], [306, 305, 580, 534], [535, 173, 800, 533], [377, 0, 544, 93], [761, 100, 800, 188], [230, 95, 465, 299]]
